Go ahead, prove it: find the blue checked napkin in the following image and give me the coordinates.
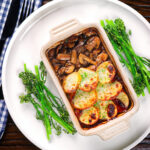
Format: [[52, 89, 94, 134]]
[[0, 0, 43, 139]]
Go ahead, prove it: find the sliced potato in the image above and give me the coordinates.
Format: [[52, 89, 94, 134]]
[[78, 68, 99, 92], [63, 72, 81, 93], [72, 89, 97, 110], [96, 61, 116, 84], [116, 91, 129, 108], [79, 107, 99, 125], [96, 81, 122, 101], [95, 100, 117, 120]]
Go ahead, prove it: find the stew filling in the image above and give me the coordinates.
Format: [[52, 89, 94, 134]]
[[46, 27, 133, 130]]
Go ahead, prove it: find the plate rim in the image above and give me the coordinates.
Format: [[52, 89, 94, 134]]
[[2, 0, 150, 149]]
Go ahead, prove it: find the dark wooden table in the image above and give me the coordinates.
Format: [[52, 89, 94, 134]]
[[1, 0, 150, 149]]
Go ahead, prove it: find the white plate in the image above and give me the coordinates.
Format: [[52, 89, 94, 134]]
[[2, 0, 150, 149]]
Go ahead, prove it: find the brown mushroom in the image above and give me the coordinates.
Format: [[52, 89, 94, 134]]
[[93, 49, 101, 55], [65, 61, 72, 67], [85, 36, 100, 52], [67, 36, 78, 48], [71, 50, 77, 64], [53, 64, 60, 72], [84, 28, 97, 37], [90, 49, 101, 60], [79, 53, 97, 65], [74, 45, 85, 54], [56, 44, 63, 54], [96, 52, 108, 64], [65, 65, 75, 74], [76, 59, 81, 69], [47, 48, 55, 58], [51, 58, 60, 64], [57, 53, 71, 61], [59, 60, 66, 64], [58, 67, 65, 75]]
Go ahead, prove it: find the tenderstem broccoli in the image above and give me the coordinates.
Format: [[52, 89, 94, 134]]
[[19, 61, 76, 140], [101, 18, 150, 96]]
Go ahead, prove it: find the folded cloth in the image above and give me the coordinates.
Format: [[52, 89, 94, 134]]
[[0, 0, 43, 139], [0, 100, 8, 139]]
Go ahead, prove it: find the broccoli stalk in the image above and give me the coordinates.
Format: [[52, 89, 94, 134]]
[[19, 62, 76, 140], [101, 18, 150, 96]]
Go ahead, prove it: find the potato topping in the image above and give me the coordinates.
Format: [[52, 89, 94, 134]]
[[96, 81, 122, 101], [72, 89, 97, 110], [63, 72, 81, 93], [79, 107, 99, 125], [116, 91, 129, 108], [78, 68, 99, 92], [96, 100, 117, 120], [96, 61, 116, 84], [46, 27, 133, 129]]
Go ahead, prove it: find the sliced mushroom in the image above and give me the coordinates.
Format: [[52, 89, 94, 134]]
[[84, 28, 97, 37], [51, 58, 60, 64], [75, 45, 85, 54], [79, 53, 97, 65], [65, 65, 75, 74], [66, 36, 78, 48], [85, 36, 100, 52], [56, 44, 63, 54], [47, 48, 55, 58], [53, 64, 60, 72], [57, 53, 71, 61], [96, 52, 108, 64], [93, 49, 101, 55], [76, 59, 81, 69], [71, 50, 77, 64], [58, 67, 65, 75], [59, 60, 66, 64]]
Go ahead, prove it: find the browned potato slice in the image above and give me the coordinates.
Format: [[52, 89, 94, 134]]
[[116, 91, 129, 108], [96, 61, 116, 84], [96, 81, 122, 101], [78, 68, 99, 92], [72, 89, 97, 110], [63, 72, 81, 93], [79, 107, 99, 125], [98, 101, 117, 120]]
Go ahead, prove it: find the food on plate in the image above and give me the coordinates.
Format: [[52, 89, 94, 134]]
[[19, 62, 76, 140], [96, 81, 122, 101], [63, 72, 81, 93], [79, 106, 99, 125], [101, 18, 150, 96], [96, 100, 117, 120], [116, 91, 129, 108], [78, 68, 98, 92], [46, 27, 133, 129], [72, 89, 97, 109], [96, 61, 116, 84]]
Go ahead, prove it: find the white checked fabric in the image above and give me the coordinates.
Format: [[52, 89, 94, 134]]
[[0, 0, 43, 139]]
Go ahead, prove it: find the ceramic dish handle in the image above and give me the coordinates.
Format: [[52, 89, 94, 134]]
[[50, 19, 81, 40], [97, 120, 129, 140]]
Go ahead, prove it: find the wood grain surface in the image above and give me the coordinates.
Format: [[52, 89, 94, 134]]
[[1, 0, 150, 149]]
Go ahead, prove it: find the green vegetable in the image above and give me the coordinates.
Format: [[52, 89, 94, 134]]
[[19, 61, 76, 140], [101, 18, 150, 96]]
